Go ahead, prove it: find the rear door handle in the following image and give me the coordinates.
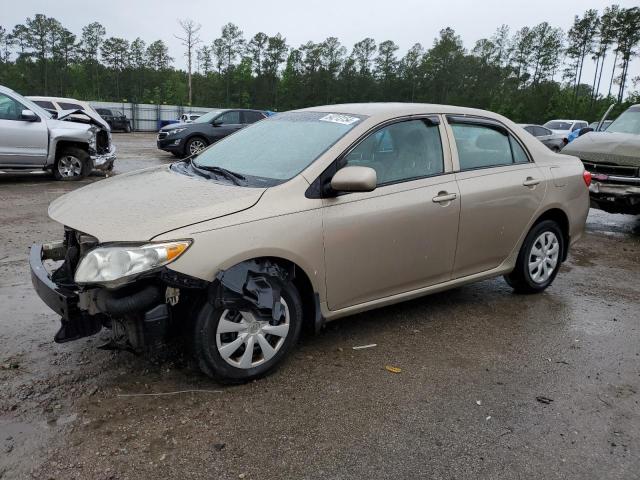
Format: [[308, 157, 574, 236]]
[[522, 177, 541, 187], [432, 192, 457, 203]]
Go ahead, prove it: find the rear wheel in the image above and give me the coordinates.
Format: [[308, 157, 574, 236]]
[[193, 281, 303, 383], [504, 220, 564, 293], [124, 123, 132, 133], [53, 147, 90, 181]]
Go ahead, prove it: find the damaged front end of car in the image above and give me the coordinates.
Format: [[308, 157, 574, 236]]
[[561, 105, 640, 215], [29, 229, 303, 354], [29, 228, 206, 353]]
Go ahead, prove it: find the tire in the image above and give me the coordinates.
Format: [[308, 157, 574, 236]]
[[53, 147, 91, 181], [184, 136, 208, 157], [193, 281, 303, 384], [504, 219, 564, 293], [124, 123, 132, 133], [171, 151, 182, 158]]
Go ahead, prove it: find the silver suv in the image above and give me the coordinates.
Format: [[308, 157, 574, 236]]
[[0, 85, 116, 180]]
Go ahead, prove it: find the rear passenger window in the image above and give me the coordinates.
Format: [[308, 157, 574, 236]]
[[243, 111, 265, 124], [344, 119, 444, 185], [450, 123, 528, 170]]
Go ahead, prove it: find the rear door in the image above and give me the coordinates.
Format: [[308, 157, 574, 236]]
[[0, 92, 48, 167], [322, 116, 460, 310], [445, 116, 546, 278]]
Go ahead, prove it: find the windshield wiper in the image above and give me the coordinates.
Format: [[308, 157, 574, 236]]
[[190, 159, 247, 185]]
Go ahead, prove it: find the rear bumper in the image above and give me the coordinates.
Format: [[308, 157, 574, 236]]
[[91, 145, 117, 170]]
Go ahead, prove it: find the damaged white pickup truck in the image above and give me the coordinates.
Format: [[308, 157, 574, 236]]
[[562, 104, 640, 215], [0, 84, 116, 180]]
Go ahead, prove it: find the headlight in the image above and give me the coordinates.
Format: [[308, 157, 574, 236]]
[[88, 128, 97, 150], [74, 240, 192, 286], [167, 128, 186, 136]]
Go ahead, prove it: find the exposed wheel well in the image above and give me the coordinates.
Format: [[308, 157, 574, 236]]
[[55, 140, 89, 159], [220, 257, 320, 335], [533, 208, 570, 260], [266, 257, 318, 335]]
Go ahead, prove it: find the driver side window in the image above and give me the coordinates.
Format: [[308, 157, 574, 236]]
[[0, 93, 24, 121], [343, 119, 444, 185]]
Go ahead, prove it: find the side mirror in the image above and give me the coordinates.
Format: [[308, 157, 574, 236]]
[[21, 109, 40, 122], [330, 166, 377, 193], [212, 119, 223, 127]]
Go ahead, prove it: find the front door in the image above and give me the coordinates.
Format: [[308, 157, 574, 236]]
[[322, 118, 460, 311], [0, 92, 48, 167]]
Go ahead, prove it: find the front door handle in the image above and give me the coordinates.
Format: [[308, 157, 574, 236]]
[[432, 192, 457, 203], [523, 177, 541, 187]]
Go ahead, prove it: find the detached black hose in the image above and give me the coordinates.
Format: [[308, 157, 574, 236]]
[[96, 285, 162, 316]]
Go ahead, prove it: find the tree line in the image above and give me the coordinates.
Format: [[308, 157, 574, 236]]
[[0, 5, 639, 124]]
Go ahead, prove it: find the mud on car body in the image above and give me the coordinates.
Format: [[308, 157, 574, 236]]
[[562, 105, 640, 215], [31, 103, 589, 383]]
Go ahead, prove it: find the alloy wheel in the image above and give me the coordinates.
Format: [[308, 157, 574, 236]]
[[57, 155, 83, 177], [528, 231, 559, 283], [189, 140, 206, 155]]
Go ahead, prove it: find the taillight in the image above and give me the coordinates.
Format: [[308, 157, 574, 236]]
[[583, 170, 592, 187]]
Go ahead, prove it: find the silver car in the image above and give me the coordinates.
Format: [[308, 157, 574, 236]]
[[0, 85, 116, 180]]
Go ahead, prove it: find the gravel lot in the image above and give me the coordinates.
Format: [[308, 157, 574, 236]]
[[1, 133, 639, 479]]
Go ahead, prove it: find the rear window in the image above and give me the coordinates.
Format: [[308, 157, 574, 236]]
[[58, 102, 83, 110]]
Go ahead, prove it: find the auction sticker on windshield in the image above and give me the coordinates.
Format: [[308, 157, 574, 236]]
[[319, 113, 360, 125]]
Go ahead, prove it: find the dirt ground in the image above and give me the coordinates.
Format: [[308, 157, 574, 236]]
[[1, 133, 639, 480]]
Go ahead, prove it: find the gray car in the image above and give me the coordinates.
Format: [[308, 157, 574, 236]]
[[520, 124, 566, 152], [0, 85, 116, 180]]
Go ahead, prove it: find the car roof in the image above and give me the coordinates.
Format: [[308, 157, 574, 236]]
[[296, 102, 515, 123]]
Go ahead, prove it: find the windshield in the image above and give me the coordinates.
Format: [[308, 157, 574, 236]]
[[194, 110, 224, 123], [544, 121, 571, 130], [191, 111, 364, 184], [606, 106, 640, 135]]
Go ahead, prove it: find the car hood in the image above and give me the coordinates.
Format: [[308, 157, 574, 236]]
[[48, 165, 266, 242], [57, 108, 111, 131], [561, 131, 640, 167], [160, 122, 192, 132]]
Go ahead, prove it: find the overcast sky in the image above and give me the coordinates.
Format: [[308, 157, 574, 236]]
[[4, 0, 639, 96]]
